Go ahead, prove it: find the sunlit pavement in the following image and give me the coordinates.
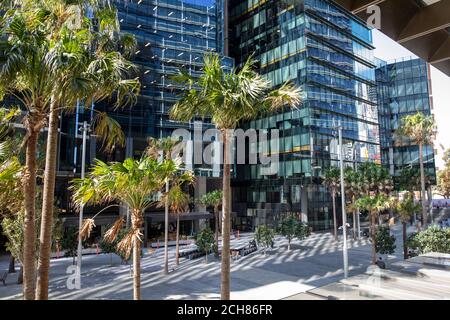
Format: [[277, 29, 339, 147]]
[[0, 230, 402, 300]]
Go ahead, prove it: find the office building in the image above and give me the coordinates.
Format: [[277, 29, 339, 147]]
[[376, 57, 436, 186], [229, 0, 381, 231]]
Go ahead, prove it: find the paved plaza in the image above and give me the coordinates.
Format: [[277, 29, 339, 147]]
[[3, 224, 447, 300], [0, 230, 380, 300]]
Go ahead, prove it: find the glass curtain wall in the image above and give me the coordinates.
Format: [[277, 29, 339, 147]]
[[229, 0, 379, 230], [376, 57, 436, 185]]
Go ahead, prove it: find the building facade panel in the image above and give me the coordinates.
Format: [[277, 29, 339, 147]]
[[376, 57, 436, 185], [230, 0, 380, 231]]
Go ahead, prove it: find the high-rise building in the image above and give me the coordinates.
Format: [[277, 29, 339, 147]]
[[229, 0, 380, 231], [376, 57, 436, 186], [54, 0, 233, 239]]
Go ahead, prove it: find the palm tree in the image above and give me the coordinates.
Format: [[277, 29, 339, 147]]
[[170, 53, 301, 299], [323, 167, 340, 241], [159, 174, 194, 267], [70, 157, 176, 300], [146, 137, 182, 274], [397, 112, 436, 228], [200, 190, 223, 254], [345, 168, 362, 240], [356, 194, 394, 264], [394, 195, 420, 259], [0, 9, 56, 299], [34, 2, 139, 299]]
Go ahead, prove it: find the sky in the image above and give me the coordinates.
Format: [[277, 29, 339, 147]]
[[372, 30, 450, 171]]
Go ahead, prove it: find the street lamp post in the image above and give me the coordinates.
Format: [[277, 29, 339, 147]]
[[338, 122, 349, 279], [76, 121, 89, 283], [311, 118, 350, 278]]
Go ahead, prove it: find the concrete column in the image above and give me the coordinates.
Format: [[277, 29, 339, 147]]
[[195, 176, 207, 212], [194, 219, 200, 234], [125, 136, 133, 158], [301, 187, 308, 223], [193, 121, 203, 169], [89, 136, 96, 164]]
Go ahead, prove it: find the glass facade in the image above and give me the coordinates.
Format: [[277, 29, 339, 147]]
[[58, 0, 233, 175], [54, 0, 233, 219], [229, 0, 380, 231], [376, 57, 436, 184]]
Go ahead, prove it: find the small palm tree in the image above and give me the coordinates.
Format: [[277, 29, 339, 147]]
[[158, 172, 194, 267], [200, 190, 223, 254], [170, 53, 301, 300], [345, 168, 362, 240], [146, 137, 183, 274], [394, 195, 421, 259], [397, 112, 436, 228], [356, 194, 394, 264], [323, 167, 340, 241], [70, 157, 177, 300]]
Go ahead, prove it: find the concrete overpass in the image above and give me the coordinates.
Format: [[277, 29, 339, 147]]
[[333, 0, 450, 76]]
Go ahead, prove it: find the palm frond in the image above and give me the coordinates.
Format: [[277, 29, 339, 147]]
[[116, 228, 142, 259], [104, 217, 124, 243], [92, 111, 125, 153], [79, 218, 95, 240]]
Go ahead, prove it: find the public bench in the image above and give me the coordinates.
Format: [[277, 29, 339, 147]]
[[231, 241, 258, 260]]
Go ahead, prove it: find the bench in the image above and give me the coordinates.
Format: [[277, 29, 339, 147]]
[[231, 242, 258, 260], [179, 247, 199, 258], [1, 271, 7, 286], [188, 251, 205, 260]]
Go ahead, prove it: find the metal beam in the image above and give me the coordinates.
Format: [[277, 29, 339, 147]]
[[351, 0, 386, 14], [397, 1, 450, 44], [430, 37, 450, 64]]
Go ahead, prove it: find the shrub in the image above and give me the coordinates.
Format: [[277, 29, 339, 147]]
[[196, 228, 215, 263], [279, 215, 310, 250], [99, 227, 132, 263], [375, 226, 396, 255], [255, 225, 275, 255], [409, 226, 450, 254], [60, 227, 79, 264]]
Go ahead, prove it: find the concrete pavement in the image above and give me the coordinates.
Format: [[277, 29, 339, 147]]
[[0, 231, 379, 300]]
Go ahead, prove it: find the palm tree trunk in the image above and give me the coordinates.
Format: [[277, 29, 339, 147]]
[[221, 129, 232, 300], [36, 100, 59, 300], [371, 211, 377, 265], [214, 207, 219, 256], [419, 143, 427, 228], [133, 235, 141, 300], [23, 128, 39, 300], [132, 209, 142, 300], [163, 179, 169, 274], [357, 210, 361, 240], [402, 221, 408, 260], [352, 211, 357, 240], [332, 192, 337, 241], [175, 215, 180, 267]]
